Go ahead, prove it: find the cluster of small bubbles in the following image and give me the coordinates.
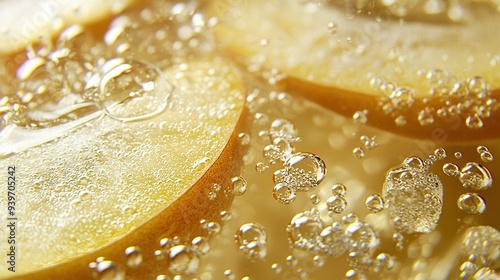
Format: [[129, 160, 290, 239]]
[[89, 258, 125, 280], [353, 147, 365, 159], [262, 68, 287, 85], [231, 176, 247, 196], [255, 162, 269, 173], [457, 193, 486, 215], [234, 223, 267, 261], [352, 110, 368, 125], [374, 253, 395, 272], [392, 232, 405, 251], [394, 115, 407, 127], [417, 107, 435, 126], [327, 195, 347, 215], [459, 261, 478, 279], [459, 162, 493, 190], [207, 183, 222, 201], [365, 194, 384, 213], [272, 152, 326, 203], [461, 226, 500, 275], [359, 135, 378, 150], [476, 146, 494, 163], [383, 156, 443, 234], [124, 246, 143, 268]]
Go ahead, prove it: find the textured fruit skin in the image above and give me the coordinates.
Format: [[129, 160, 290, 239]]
[[5, 108, 248, 280]]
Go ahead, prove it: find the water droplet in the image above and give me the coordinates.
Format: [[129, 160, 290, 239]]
[[365, 194, 384, 213], [95, 260, 125, 280], [255, 162, 269, 173], [273, 183, 296, 204], [231, 176, 247, 196], [443, 163, 460, 177], [310, 194, 320, 205], [345, 222, 379, 253], [458, 193, 486, 215], [459, 162, 493, 190], [327, 195, 347, 214], [235, 223, 267, 261], [332, 183, 347, 196], [124, 246, 142, 267], [353, 147, 365, 159], [168, 245, 200, 275], [383, 157, 443, 233]]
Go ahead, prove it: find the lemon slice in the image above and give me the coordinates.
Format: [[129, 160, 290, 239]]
[[0, 0, 138, 54], [0, 57, 246, 279], [211, 0, 500, 140]]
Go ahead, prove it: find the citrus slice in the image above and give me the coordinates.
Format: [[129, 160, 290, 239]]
[[0, 57, 247, 279], [0, 0, 138, 54], [210, 0, 500, 140]]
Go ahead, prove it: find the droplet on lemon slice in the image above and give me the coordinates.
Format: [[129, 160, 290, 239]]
[[0, 56, 247, 279], [210, 0, 500, 140]]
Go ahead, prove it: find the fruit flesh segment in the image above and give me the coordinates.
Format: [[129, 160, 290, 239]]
[[0, 58, 246, 276]]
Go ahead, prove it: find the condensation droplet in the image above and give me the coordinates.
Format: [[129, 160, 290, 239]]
[[459, 162, 493, 190], [125, 246, 142, 267], [458, 193, 486, 215], [365, 194, 385, 213], [231, 176, 247, 196]]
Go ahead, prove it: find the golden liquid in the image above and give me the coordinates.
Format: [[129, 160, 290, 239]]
[[0, 0, 499, 279]]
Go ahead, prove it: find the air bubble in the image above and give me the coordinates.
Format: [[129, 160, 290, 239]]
[[319, 223, 348, 257], [353, 147, 365, 159], [238, 133, 251, 145], [395, 115, 407, 126], [287, 210, 324, 246], [480, 152, 494, 163], [269, 118, 298, 142], [465, 114, 483, 129], [327, 22, 337, 34], [255, 162, 269, 173], [327, 195, 347, 214], [352, 110, 368, 125], [191, 236, 210, 255], [458, 193, 486, 215], [365, 194, 384, 213], [443, 163, 460, 177], [274, 152, 326, 192], [95, 260, 125, 280], [273, 183, 296, 204], [271, 263, 282, 274], [168, 245, 200, 275], [345, 222, 379, 253], [124, 246, 142, 268], [99, 60, 172, 122], [390, 88, 414, 110], [310, 194, 321, 205], [476, 146, 489, 154], [455, 152, 463, 159], [434, 148, 447, 160], [231, 176, 247, 196], [331, 183, 347, 196], [235, 223, 267, 261], [459, 162, 493, 190]]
